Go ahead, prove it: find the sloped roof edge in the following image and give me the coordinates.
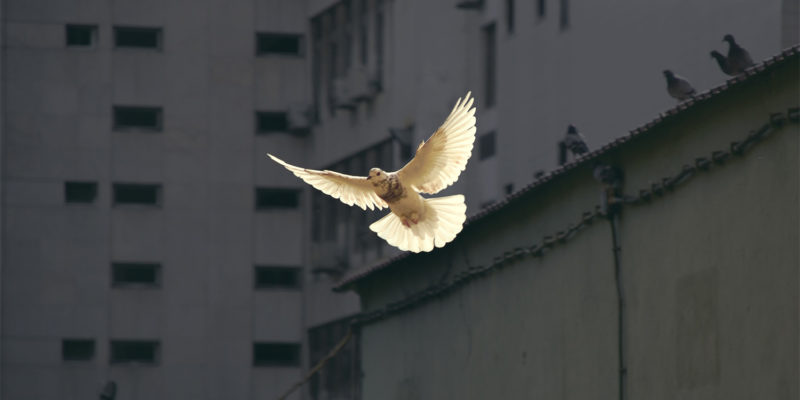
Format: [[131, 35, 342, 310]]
[[334, 44, 800, 292]]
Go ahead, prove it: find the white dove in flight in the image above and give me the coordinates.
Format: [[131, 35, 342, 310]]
[[268, 92, 477, 253]]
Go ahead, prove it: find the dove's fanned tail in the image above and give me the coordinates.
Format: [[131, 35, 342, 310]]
[[369, 195, 467, 253]]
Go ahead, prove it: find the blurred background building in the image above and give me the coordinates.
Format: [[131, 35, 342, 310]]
[[0, 0, 796, 399]]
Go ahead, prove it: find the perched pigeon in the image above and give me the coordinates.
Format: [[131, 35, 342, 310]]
[[710, 50, 736, 76], [663, 70, 696, 101], [269, 92, 476, 253], [723, 34, 754, 75], [563, 124, 589, 157]]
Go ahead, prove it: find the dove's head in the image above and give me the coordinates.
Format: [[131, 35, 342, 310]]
[[367, 168, 388, 184], [662, 70, 674, 79], [567, 125, 578, 134], [722, 34, 735, 44]]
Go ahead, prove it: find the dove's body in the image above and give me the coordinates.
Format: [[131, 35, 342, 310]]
[[370, 172, 423, 226], [388, 192, 424, 226], [268, 92, 477, 253]]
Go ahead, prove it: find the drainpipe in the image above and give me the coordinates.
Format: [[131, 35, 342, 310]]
[[595, 162, 627, 400], [608, 211, 626, 400], [602, 184, 626, 400]]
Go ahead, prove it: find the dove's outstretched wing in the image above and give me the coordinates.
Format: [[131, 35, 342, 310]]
[[395, 92, 477, 195], [268, 154, 388, 211]]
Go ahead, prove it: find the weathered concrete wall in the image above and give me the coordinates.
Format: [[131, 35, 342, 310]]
[[355, 58, 799, 399], [1, 0, 308, 399]]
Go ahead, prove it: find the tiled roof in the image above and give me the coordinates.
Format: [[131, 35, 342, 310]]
[[334, 44, 800, 292]]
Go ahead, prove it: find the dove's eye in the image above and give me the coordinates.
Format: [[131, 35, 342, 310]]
[[376, 172, 381, 176]]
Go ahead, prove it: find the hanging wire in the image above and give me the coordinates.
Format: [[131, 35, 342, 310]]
[[275, 328, 354, 400]]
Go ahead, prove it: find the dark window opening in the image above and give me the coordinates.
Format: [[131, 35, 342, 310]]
[[256, 111, 289, 133], [66, 25, 97, 47], [114, 27, 161, 49], [255, 188, 300, 210], [62, 339, 95, 361], [538, 0, 546, 18], [506, 0, 515, 34], [324, 197, 338, 241], [400, 141, 412, 163], [112, 262, 161, 287], [327, 42, 339, 115], [65, 181, 98, 203], [479, 131, 496, 160], [374, 0, 384, 88], [253, 342, 301, 367], [312, 191, 323, 242], [483, 23, 496, 108], [112, 183, 161, 206], [311, 18, 323, 123], [113, 106, 162, 131], [254, 266, 302, 290], [560, 0, 569, 30], [358, 0, 368, 65], [343, 1, 353, 71], [256, 33, 303, 55], [110, 340, 159, 364]]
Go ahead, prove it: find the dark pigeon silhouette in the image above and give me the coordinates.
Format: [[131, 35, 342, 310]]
[[563, 125, 589, 157], [710, 50, 736, 76], [663, 70, 696, 101], [723, 34, 754, 75]]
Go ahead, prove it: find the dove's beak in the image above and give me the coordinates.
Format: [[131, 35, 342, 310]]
[[366, 176, 371, 180]]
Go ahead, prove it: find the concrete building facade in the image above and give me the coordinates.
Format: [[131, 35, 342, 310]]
[[339, 48, 799, 399], [2, 0, 311, 399]]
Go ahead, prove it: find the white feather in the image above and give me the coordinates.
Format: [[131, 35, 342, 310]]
[[369, 195, 466, 253], [267, 154, 387, 211], [396, 92, 477, 195]]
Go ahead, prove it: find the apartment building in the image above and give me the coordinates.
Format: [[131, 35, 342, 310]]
[[2, 0, 311, 399]]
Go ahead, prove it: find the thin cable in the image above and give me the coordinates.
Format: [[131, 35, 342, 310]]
[[276, 327, 354, 400]]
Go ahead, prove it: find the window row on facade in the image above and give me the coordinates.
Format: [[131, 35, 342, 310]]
[[65, 24, 303, 56], [66, 1, 389, 125], [106, 262, 301, 290], [108, 105, 309, 135], [62, 339, 301, 367], [64, 181, 301, 210]]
